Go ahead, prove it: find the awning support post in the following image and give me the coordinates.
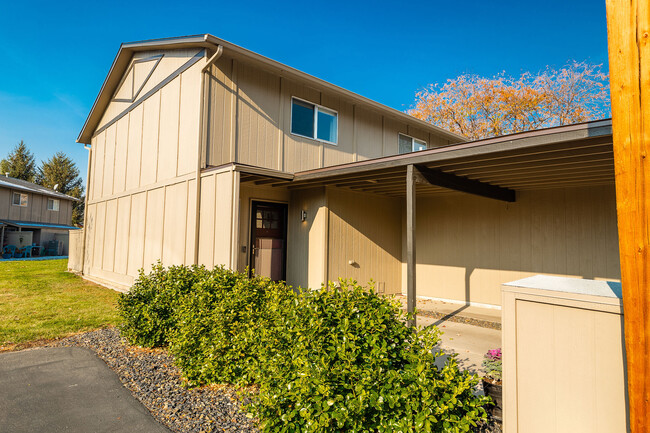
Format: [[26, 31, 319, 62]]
[[406, 164, 416, 327]]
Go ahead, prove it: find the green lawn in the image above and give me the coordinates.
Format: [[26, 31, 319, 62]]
[[0, 259, 120, 348]]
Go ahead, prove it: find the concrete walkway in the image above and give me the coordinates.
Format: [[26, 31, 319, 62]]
[[0, 347, 169, 433], [395, 294, 502, 328], [420, 316, 502, 375], [394, 296, 502, 375]]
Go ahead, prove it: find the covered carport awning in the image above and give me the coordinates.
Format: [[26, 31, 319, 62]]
[[253, 119, 615, 325], [266, 118, 614, 198], [0, 220, 80, 230]]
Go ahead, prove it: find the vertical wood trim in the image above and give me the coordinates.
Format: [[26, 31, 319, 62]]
[[230, 169, 240, 269], [212, 173, 218, 265], [125, 194, 133, 273], [155, 91, 162, 182], [381, 116, 386, 156], [183, 179, 189, 264], [124, 112, 130, 192], [175, 74, 183, 178], [100, 131, 106, 198], [606, 1, 650, 430], [138, 103, 145, 187], [323, 187, 330, 284], [160, 185, 167, 259], [353, 105, 358, 162], [110, 125, 117, 197], [111, 199, 119, 272], [102, 197, 108, 269], [278, 77, 285, 171], [81, 145, 93, 274], [141, 190, 149, 268], [406, 164, 416, 327], [230, 59, 239, 163]]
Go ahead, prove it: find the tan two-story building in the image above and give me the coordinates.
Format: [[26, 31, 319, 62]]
[[0, 175, 78, 256], [75, 34, 620, 308]]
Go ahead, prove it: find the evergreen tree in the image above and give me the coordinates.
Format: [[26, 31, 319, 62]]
[[0, 141, 36, 181], [36, 152, 85, 226]]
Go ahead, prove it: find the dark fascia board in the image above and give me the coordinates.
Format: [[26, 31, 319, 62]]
[[77, 33, 465, 145], [291, 119, 613, 182], [77, 34, 219, 144]]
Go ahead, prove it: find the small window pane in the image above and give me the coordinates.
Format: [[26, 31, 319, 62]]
[[398, 134, 412, 154], [413, 139, 427, 152], [291, 99, 315, 138], [47, 199, 59, 211], [13, 193, 27, 207], [317, 108, 337, 143]]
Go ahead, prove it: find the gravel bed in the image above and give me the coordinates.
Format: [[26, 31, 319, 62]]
[[45, 328, 259, 433], [37, 327, 501, 432]]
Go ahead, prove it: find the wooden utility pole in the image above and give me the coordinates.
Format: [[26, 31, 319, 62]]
[[606, 1, 650, 431]]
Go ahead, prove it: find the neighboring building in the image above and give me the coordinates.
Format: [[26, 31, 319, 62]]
[[0, 175, 79, 255], [75, 34, 620, 307]]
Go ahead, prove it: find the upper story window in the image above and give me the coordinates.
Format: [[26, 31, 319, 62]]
[[398, 133, 427, 154], [47, 198, 60, 211], [12, 192, 28, 207], [291, 97, 338, 144]]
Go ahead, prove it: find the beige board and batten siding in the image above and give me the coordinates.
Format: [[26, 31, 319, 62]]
[[283, 187, 402, 293], [197, 167, 239, 270], [83, 49, 204, 290], [0, 188, 73, 225], [406, 184, 621, 306], [327, 188, 402, 294], [286, 187, 328, 290], [205, 55, 452, 173]]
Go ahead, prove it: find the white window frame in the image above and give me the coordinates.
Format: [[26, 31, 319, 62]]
[[12, 192, 28, 207], [290, 96, 338, 145], [398, 133, 428, 154], [47, 198, 60, 211]]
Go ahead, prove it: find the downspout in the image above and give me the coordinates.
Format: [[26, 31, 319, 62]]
[[80, 143, 92, 273], [193, 45, 223, 265]]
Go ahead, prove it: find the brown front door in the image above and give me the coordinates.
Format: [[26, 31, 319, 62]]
[[249, 201, 287, 281]]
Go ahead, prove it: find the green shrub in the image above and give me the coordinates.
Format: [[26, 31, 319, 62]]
[[118, 265, 488, 432], [251, 281, 488, 433], [170, 269, 293, 385], [117, 262, 210, 347]]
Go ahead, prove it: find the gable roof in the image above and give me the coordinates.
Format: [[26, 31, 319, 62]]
[[0, 176, 80, 201], [77, 34, 465, 144]]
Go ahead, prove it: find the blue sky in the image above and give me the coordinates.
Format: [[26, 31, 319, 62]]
[[0, 0, 609, 185]]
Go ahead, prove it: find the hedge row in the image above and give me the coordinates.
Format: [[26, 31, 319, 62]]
[[117, 264, 488, 432]]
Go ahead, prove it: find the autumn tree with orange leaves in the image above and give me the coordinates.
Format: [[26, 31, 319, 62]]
[[409, 62, 610, 140]]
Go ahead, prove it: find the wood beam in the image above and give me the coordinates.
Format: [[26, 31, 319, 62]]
[[414, 164, 516, 202], [606, 1, 650, 430], [406, 164, 416, 327]]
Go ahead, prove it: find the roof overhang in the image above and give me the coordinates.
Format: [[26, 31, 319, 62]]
[[0, 220, 80, 230], [242, 119, 614, 199], [77, 34, 465, 145], [0, 178, 80, 201]]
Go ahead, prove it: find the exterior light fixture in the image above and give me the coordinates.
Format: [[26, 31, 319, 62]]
[[301, 210, 307, 222]]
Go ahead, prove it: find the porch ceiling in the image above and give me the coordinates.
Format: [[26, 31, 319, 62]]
[[256, 120, 614, 198]]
